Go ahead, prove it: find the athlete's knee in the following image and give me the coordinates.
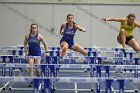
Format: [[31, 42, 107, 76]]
[[135, 48, 140, 53], [120, 29, 125, 32], [132, 46, 140, 53], [64, 45, 68, 49], [28, 68, 33, 72], [61, 41, 68, 47], [120, 29, 126, 35], [83, 50, 88, 55], [36, 69, 40, 77]]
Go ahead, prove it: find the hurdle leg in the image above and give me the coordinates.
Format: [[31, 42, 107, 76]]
[[105, 80, 113, 93], [9, 56, 14, 76], [33, 79, 40, 93], [56, 51, 60, 56], [51, 56, 58, 77], [134, 58, 139, 78], [118, 80, 124, 93], [43, 79, 53, 93], [105, 66, 110, 77], [90, 68, 95, 77], [96, 66, 101, 77], [2, 56, 6, 76], [96, 82, 100, 93], [1, 56, 7, 91], [97, 57, 102, 64], [95, 66, 101, 93]]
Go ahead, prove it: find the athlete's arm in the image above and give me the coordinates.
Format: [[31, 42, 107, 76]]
[[103, 17, 125, 22], [75, 24, 86, 32], [135, 21, 140, 28], [60, 22, 66, 35], [39, 34, 49, 54], [24, 34, 29, 55]]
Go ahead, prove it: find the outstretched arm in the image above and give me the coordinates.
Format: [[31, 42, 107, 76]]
[[103, 17, 125, 22], [75, 24, 86, 32], [135, 21, 140, 28]]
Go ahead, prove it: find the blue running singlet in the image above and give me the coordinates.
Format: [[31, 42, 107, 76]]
[[27, 33, 41, 56], [60, 23, 76, 48]]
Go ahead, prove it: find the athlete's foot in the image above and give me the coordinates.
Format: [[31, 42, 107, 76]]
[[61, 46, 67, 57], [28, 82, 33, 87], [59, 56, 63, 63], [136, 51, 140, 54], [121, 48, 126, 53]]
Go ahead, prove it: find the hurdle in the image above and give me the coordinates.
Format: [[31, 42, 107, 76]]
[[26, 47, 140, 93], [0, 61, 140, 92], [5, 56, 138, 91], [0, 76, 140, 93], [38, 64, 140, 93], [44, 54, 139, 92], [0, 46, 25, 56], [0, 64, 139, 93], [0, 46, 140, 93], [0, 55, 44, 92]]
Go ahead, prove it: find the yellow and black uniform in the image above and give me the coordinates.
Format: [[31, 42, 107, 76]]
[[120, 20, 135, 44]]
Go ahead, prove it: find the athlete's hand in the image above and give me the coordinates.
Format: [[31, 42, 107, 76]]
[[24, 50, 28, 56], [60, 31, 64, 35], [79, 28, 86, 32], [45, 52, 49, 56], [82, 28, 86, 32], [102, 18, 107, 22]]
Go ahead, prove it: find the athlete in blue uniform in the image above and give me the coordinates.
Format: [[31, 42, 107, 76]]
[[24, 24, 49, 87], [60, 14, 88, 57]]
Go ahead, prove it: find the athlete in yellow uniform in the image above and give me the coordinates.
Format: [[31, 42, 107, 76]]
[[103, 13, 140, 52]]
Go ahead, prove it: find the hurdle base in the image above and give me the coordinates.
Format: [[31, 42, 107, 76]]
[[7, 87, 34, 91], [100, 89, 139, 93], [0, 87, 6, 91], [2, 87, 6, 90], [54, 88, 94, 92]]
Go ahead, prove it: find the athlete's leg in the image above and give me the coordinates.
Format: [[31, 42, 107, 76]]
[[70, 43, 88, 55], [128, 38, 140, 52], [28, 58, 34, 77], [60, 41, 68, 57], [34, 58, 41, 77], [117, 29, 126, 49], [28, 58, 34, 87]]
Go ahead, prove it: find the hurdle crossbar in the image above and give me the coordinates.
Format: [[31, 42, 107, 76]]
[[0, 76, 140, 83], [0, 63, 140, 69]]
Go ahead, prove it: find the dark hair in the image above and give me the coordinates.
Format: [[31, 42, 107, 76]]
[[67, 14, 74, 19], [127, 13, 136, 19], [66, 14, 77, 25], [29, 24, 38, 37]]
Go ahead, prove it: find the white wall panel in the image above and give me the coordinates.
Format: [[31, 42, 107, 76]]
[[0, 2, 140, 48]]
